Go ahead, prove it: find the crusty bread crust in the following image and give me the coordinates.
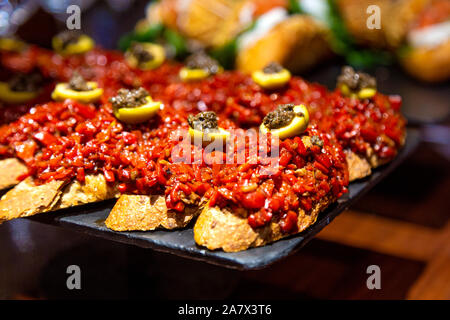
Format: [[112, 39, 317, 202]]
[[345, 150, 372, 181], [194, 194, 334, 252], [0, 174, 118, 224], [105, 194, 201, 231], [0, 178, 66, 223], [0, 158, 28, 190], [57, 174, 119, 209]]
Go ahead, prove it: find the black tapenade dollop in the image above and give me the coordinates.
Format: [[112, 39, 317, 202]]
[[8, 71, 43, 92], [188, 111, 219, 131], [337, 66, 376, 91], [263, 104, 299, 129], [68, 72, 91, 91], [110, 88, 149, 110], [130, 42, 154, 64], [56, 31, 82, 49], [263, 62, 284, 74], [185, 52, 220, 75]]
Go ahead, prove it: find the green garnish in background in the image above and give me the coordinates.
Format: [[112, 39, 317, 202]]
[[325, 0, 393, 69], [290, 0, 393, 69], [118, 0, 394, 69], [118, 23, 188, 59]]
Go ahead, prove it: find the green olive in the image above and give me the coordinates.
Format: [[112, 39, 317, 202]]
[[252, 68, 291, 89], [125, 43, 165, 70], [260, 104, 309, 139], [0, 38, 27, 52], [52, 34, 95, 56], [52, 81, 103, 103], [114, 96, 161, 124], [0, 82, 39, 104]]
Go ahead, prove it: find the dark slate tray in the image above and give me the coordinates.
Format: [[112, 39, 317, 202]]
[[29, 128, 420, 270]]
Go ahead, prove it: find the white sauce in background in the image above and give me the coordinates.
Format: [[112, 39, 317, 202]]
[[237, 7, 288, 51], [239, 1, 256, 27], [408, 20, 450, 48], [299, 0, 330, 23]]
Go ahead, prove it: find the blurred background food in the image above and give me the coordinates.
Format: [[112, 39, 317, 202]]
[[1, 0, 448, 81], [124, 0, 450, 82]]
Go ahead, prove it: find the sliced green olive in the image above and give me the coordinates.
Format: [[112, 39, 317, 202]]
[[179, 67, 209, 82], [260, 104, 309, 139], [337, 66, 377, 99], [52, 34, 95, 56], [0, 38, 27, 52], [339, 83, 351, 97], [357, 87, 377, 99], [125, 42, 165, 70], [339, 84, 377, 99], [52, 81, 103, 103], [114, 96, 161, 124], [187, 111, 229, 145], [0, 82, 39, 104], [179, 66, 223, 82], [252, 68, 291, 89], [180, 52, 222, 82], [189, 127, 230, 146]]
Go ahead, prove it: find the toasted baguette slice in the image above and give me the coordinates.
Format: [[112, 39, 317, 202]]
[[0, 158, 28, 190], [345, 150, 372, 181], [236, 15, 332, 74], [105, 194, 201, 231], [0, 174, 119, 224], [399, 41, 450, 82], [56, 174, 119, 209], [0, 178, 67, 223], [194, 194, 333, 252]]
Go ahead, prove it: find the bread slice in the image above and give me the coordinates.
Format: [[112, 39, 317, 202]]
[[345, 150, 372, 181], [56, 174, 119, 209], [399, 41, 450, 82], [0, 178, 66, 223], [236, 15, 332, 74], [0, 174, 119, 224], [194, 194, 333, 252], [0, 158, 28, 190], [105, 194, 202, 231]]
